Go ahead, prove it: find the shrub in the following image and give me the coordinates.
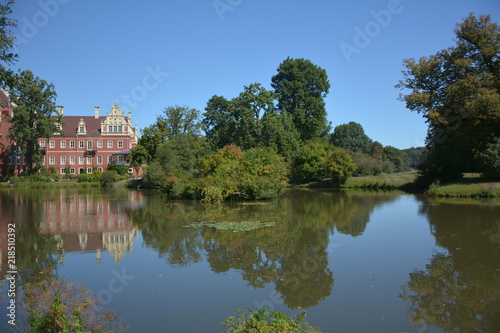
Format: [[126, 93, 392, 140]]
[[21, 274, 124, 333], [100, 170, 118, 187], [142, 161, 167, 188], [107, 165, 129, 176], [76, 174, 94, 183], [221, 308, 321, 333]]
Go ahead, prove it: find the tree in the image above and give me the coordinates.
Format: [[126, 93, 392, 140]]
[[293, 141, 355, 184], [203, 83, 277, 150], [158, 105, 203, 140], [271, 57, 331, 141], [396, 14, 500, 181], [0, 0, 17, 85], [139, 105, 203, 160], [330, 121, 373, 154], [261, 110, 301, 160], [127, 144, 150, 175], [7, 70, 61, 175]]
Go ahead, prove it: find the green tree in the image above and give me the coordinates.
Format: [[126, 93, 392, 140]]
[[261, 110, 301, 160], [7, 70, 61, 175], [293, 141, 355, 184], [396, 14, 500, 181], [139, 105, 203, 160], [382, 146, 410, 172], [127, 144, 150, 175], [203, 83, 277, 150], [0, 0, 17, 84], [330, 121, 373, 154], [271, 57, 331, 141], [156, 137, 206, 175]]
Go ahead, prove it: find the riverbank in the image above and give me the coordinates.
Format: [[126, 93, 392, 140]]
[[298, 171, 500, 198]]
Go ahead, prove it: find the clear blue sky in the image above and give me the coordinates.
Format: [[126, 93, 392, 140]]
[[9, 0, 500, 149]]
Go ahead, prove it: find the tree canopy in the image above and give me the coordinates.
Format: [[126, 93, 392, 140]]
[[271, 57, 331, 141], [397, 14, 500, 181], [7, 70, 61, 175]]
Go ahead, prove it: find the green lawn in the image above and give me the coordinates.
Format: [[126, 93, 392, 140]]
[[342, 171, 418, 189]]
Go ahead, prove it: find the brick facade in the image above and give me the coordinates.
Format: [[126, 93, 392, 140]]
[[0, 89, 141, 176]]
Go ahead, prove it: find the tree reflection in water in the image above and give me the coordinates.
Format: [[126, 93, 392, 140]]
[[401, 199, 500, 332], [128, 189, 400, 309]]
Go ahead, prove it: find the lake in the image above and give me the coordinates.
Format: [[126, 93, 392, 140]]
[[1, 188, 499, 332]]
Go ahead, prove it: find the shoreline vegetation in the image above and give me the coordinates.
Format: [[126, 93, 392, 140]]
[[2, 171, 499, 198]]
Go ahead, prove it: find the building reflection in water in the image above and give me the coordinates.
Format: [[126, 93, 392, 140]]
[[0, 189, 142, 274]]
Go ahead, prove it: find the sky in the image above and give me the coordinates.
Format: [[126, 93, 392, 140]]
[[8, 0, 500, 149]]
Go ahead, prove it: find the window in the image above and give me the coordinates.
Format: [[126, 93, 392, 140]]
[[108, 156, 113, 164], [118, 141, 123, 148], [70, 156, 75, 165], [79, 156, 84, 164], [118, 155, 124, 164], [61, 140, 66, 148], [79, 126, 85, 133], [107, 140, 113, 148], [79, 141, 84, 148], [49, 156, 55, 165], [40, 140, 46, 148], [97, 140, 103, 148], [60, 156, 66, 165], [70, 168, 75, 174], [108, 126, 112, 132], [70, 141, 75, 148], [113, 126, 117, 132], [87, 156, 92, 164], [118, 126, 122, 132], [87, 141, 92, 150], [49, 140, 55, 148], [97, 156, 103, 164], [87, 168, 93, 174], [61, 168, 66, 174], [41, 156, 45, 165], [97, 167, 103, 172]]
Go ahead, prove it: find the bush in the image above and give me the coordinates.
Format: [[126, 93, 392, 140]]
[[142, 161, 167, 188], [100, 170, 118, 187], [107, 165, 130, 176], [293, 142, 355, 185], [221, 308, 321, 333], [76, 174, 94, 183], [21, 274, 124, 333]]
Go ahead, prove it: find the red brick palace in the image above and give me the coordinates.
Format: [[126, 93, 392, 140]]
[[0, 89, 140, 176]]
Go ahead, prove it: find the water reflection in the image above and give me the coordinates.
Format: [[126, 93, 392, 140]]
[[401, 199, 500, 332], [0, 188, 140, 285], [126, 189, 400, 309]]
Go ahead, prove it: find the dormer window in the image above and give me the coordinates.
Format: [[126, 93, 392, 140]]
[[79, 126, 85, 133]]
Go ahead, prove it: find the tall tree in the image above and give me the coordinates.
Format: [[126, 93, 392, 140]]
[[271, 57, 331, 141], [7, 70, 60, 175], [203, 83, 277, 150], [0, 0, 17, 85], [330, 121, 373, 154], [140, 105, 203, 160], [397, 14, 500, 181]]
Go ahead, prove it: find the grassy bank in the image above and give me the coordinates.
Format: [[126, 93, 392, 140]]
[[342, 171, 418, 189], [426, 181, 500, 198]]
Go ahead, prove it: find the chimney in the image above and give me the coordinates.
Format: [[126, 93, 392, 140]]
[[59, 106, 64, 116], [94, 106, 99, 119]]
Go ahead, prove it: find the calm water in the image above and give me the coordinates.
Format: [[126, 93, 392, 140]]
[[1, 188, 499, 332]]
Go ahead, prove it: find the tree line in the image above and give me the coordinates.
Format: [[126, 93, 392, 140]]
[[129, 57, 419, 200]]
